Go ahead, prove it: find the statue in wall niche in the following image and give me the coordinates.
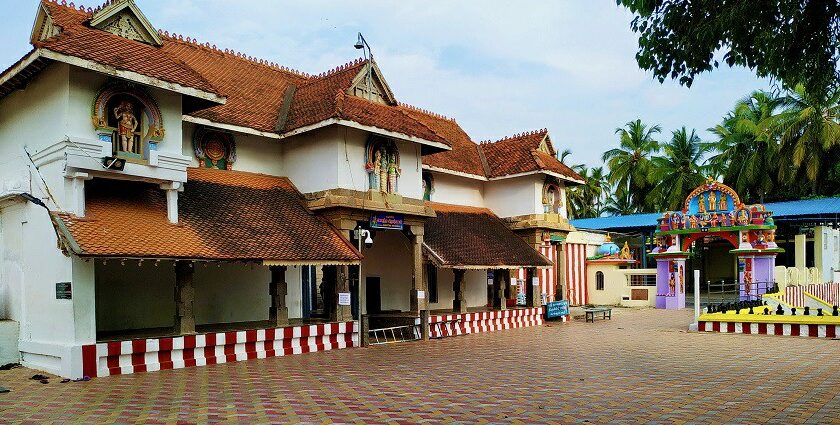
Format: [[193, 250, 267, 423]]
[[708, 191, 717, 212], [720, 193, 728, 211], [737, 209, 750, 226], [387, 153, 399, 193], [114, 100, 138, 153], [743, 271, 753, 295], [669, 274, 676, 295], [679, 265, 684, 293], [710, 213, 719, 227], [372, 149, 382, 191], [698, 193, 707, 213], [378, 146, 388, 192]]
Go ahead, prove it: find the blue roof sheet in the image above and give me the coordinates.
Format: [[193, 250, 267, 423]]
[[570, 197, 840, 231]]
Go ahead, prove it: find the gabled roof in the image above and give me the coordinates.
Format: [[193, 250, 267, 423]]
[[404, 106, 486, 178], [423, 202, 553, 269], [52, 168, 362, 264], [480, 129, 584, 183]]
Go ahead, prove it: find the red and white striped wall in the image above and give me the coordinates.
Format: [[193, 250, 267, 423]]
[[781, 283, 840, 307], [426, 307, 546, 338], [81, 321, 358, 378], [564, 243, 588, 306], [699, 321, 839, 338]]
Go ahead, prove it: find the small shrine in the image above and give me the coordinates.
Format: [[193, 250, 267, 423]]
[[650, 178, 783, 309]]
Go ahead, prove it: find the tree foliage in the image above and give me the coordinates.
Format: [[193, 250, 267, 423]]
[[618, 0, 840, 95]]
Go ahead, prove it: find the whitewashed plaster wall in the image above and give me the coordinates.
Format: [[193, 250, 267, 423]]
[[814, 226, 840, 283], [428, 172, 485, 207], [360, 229, 413, 313], [483, 174, 543, 218], [281, 125, 424, 198], [181, 122, 284, 176], [95, 261, 305, 332], [426, 268, 488, 311]]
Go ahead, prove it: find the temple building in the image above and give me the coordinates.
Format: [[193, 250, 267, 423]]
[[0, 0, 586, 377]]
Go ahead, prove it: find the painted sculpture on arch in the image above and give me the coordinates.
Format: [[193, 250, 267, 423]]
[[650, 177, 783, 309]]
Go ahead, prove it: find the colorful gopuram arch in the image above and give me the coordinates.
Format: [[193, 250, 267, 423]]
[[649, 178, 783, 309]]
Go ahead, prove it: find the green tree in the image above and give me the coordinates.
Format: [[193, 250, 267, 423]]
[[769, 84, 840, 194], [566, 165, 608, 219], [603, 189, 635, 216], [649, 127, 710, 210], [617, 0, 840, 94], [706, 91, 781, 203], [602, 120, 661, 212]]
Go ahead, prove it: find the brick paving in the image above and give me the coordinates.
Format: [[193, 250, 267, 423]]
[[1, 308, 839, 424]]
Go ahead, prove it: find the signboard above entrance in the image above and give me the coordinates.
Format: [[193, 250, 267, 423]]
[[370, 213, 404, 230]]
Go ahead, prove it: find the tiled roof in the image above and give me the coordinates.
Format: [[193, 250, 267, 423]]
[[36, 1, 219, 96], [424, 202, 553, 268], [480, 129, 584, 183], [53, 168, 361, 263], [403, 106, 486, 177]]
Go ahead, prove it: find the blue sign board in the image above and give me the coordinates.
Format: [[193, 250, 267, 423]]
[[545, 300, 569, 319], [370, 213, 404, 230]]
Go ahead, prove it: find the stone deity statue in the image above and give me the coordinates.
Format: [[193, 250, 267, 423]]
[[114, 101, 138, 153], [708, 191, 717, 211], [698, 193, 706, 213], [378, 147, 388, 192], [372, 150, 382, 190]]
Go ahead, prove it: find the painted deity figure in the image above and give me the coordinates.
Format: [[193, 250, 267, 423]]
[[708, 191, 717, 212], [737, 209, 749, 225], [710, 213, 719, 227], [679, 266, 684, 293], [743, 271, 753, 295], [689, 215, 698, 229], [372, 150, 382, 190], [387, 153, 399, 193], [699, 213, 709, 228], [719, 193, 727, 211], [378, 147, 388, 192], [756, 231, 766, 246], [669, 275, 676, 295], [114, 101, 138, 153], [698, 193, 707, 213], [681, 214, 689, 229]]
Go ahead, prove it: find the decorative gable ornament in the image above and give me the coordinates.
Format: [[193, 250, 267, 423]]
[[89, 0, 163, 46], [30, 3, 60, 43], [193, 126, 237, 170], [348, 60, 397, 105]]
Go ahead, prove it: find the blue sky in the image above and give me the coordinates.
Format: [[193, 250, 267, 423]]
[[0, 0, 770, 167]]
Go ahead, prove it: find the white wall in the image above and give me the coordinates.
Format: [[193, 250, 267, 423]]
[[484, 174, 543, 218], [281, 125, 424, 198], [181, 122, 284, 176], [361, 229, 413, 312], [429, 172, 485, 206], [814, 226, 840, 283], [426, 268, 488, 311]]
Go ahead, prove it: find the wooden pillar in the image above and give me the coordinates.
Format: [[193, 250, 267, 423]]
[[174, 260, 195, 335], [452, 269, 467, 313], [269, 265, 288, 326], [332, 265, 353, 323], [409, 226, 426, 316], [526, 267, 541, 308], [492, 269, 507, 310]]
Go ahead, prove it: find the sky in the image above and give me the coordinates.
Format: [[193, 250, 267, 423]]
[[0, 0, 771, 168]]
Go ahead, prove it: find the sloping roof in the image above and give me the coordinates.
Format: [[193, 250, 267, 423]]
[[404, 106, 486, 177], [52, 168, 361, 263], [35, 1, 219, 96], [424, 202, 553, 269], [480, 129, 584, 183], [570, 197, 840, 232]]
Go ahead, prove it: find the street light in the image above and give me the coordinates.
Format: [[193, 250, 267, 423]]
[[353, 32, 373, 100], [353, 226, 373, 325]]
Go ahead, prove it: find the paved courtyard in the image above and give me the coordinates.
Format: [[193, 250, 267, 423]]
[[1, 308, 839, 424]]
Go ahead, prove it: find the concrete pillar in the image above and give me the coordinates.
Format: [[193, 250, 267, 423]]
[[160, 182, 181, 224], [174, 260, 195, 335], [556, 243, 566, 300], [64, 172, 91, 217], [452, 269, 467, 313], [795, 233, 807, 273], [409, 226, 426, 315], [269, 265, 288, 326], [492, 269, 507, 310], [526, 267, 541, 308], [332, 265, 353, 323]]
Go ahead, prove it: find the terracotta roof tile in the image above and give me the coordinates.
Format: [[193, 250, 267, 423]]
[[480, 129, 584, 183], [424, 202, 552, 268], [404, 107, 486, 177], [53, 168, 361, 262], [37, 2, 219, 96]]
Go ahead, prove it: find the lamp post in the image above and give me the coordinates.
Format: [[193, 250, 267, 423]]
[[354, 32, 373, 100], [353, 226, 373, 319]]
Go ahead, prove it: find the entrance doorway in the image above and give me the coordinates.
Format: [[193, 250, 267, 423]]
[[366, 277, 381, 314]]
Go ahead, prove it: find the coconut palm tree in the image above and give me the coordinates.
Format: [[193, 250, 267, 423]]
[[566, 165, 607, 218], [602, 120, 661, 212], [649, 127, 710, 210], [769, 83, 840, 194], [706, 91, 781, 203], [603, 189, 635, 216]]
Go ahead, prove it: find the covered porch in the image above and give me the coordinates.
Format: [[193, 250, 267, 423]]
[[52, 168, 363, 377]]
